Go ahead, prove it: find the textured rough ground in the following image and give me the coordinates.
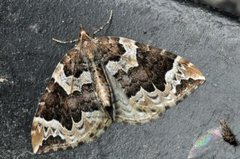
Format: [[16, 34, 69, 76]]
[[1, 0, 240, 158]]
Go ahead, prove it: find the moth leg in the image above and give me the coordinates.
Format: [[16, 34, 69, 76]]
[[93, 10, 113, 37], [52, 38, 79, 44]]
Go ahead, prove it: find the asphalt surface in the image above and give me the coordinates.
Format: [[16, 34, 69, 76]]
[[1, 0, 240, 158]]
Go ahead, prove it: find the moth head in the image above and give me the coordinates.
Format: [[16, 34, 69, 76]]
[[79, 26, 91, 41]]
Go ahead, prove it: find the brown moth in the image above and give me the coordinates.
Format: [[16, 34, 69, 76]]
[[31, 11, 205, 153]]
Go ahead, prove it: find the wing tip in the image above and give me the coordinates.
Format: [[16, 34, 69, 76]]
[[177, 56, 206, 82]]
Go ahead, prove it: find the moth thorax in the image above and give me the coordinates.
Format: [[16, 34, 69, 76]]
[[82, 41, 96, 60], [79, 27, 90, 40]]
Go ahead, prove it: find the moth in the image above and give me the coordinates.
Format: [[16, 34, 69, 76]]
[[31, 11, 205, 154]]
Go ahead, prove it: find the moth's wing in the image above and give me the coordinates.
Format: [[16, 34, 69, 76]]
[[31, 48, 112, 154], [96, 37, 205, 124]]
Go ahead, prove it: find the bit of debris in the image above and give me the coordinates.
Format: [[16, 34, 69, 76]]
[[0, 78, 8, 83], [220, 119, 239, 146]]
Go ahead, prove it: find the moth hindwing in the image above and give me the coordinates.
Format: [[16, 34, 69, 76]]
[[31, 28, 205, 153]]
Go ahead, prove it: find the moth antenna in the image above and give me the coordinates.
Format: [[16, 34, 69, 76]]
[[93, 10, 113, 37], [52, 38, 78, 44]]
